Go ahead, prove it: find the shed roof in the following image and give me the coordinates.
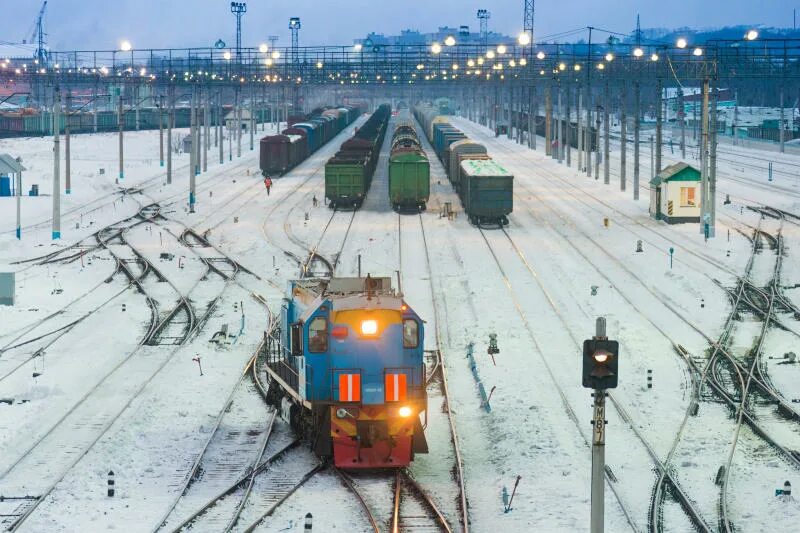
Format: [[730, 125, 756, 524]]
[[0, 154, 25, 174], [657, 162, 700, 182]]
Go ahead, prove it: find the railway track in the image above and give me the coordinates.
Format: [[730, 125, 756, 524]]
[[483, 134, 800, 529], [1, 223, 231, 532]]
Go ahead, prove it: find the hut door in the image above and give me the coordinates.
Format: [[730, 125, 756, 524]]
[[657, 187, 662, 217]]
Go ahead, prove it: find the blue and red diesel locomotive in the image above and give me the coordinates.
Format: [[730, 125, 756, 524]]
[[263, 276, 428, 468]]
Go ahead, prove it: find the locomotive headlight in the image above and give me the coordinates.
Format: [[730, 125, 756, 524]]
[[398, 406, 412, 418], [361, 319, 378, 336]]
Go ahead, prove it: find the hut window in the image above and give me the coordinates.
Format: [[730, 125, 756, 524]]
[[680, 187, 696, 207]]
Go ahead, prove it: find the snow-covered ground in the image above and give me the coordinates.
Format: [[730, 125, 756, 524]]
[[1, 103, 800, 533]]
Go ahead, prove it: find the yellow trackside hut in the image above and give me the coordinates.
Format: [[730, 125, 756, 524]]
[[649, 162, 702, 224]]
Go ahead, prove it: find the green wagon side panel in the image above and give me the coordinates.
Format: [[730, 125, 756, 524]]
[[325, 163, 368, 202], [388, 156, 430, 206], [465, 176, 514, 217]]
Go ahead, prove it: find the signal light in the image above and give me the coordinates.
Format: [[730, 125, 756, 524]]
[[582, 339, 619, 389], [361, 319, 378, 335], [398, 406, 412, 418]]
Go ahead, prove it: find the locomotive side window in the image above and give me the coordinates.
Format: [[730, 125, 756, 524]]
[[290, 322, 303, 356], [308, 317, 329, 353], [403, 319, 419, 348]]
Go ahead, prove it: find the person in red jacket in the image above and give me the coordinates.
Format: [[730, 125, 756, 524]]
[[264, 176, 273, 195]]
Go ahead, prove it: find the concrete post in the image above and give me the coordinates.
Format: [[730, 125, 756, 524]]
[[530, 86, 537, 150], [16, 167, 21, 239], [250, 85, 255, 151], [159, 95, 164, 167], [633, 81, 640, 200], [656, 79, 663, 175], [545, 85, 552, 156], [219, 92, 224, 164], [700, 78, 710, 236], [52, 87, 61, 240], [679, 87, 686, 158], [566, 85, 572, 166], [189, 87, 195, 182], [603, 82, 610, 184], [578, 87, 583, 170], [167, 86, 173, 184], [620, 84, 627, 192], [92, 83, 98, 133], [189, 86, 196, 213], [118, 87, 124, 182], [595, 105, 601, 179], [204, 89, 209, 172], [236, 87, 242, 158], [780, 86, 785, 153], [65, 91, 71, 194], [557, 85, 563, 163], [134, 84, 140, 131], [585, 85, 592, 177], [709, 80, 718, 238]]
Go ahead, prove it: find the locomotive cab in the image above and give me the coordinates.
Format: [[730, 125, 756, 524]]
[[269, 276, 428, 469]]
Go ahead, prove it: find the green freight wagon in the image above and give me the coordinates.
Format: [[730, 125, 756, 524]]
[[388, 123, 430, 211], [325, 154, 371, 208], [460, 159, 514, 227]]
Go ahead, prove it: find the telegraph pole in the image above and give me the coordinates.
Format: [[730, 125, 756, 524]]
[[52, 87, 61, 240], [189, 86, 196, 213], [159, 94, 164, 167], [167, 85, 174, 184]]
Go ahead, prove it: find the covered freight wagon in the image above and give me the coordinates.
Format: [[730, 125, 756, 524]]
[[260, 134, 307, 175], [448, 140, 488, 191], [388, 124, 430, 211], [460, 159, 514, 227]]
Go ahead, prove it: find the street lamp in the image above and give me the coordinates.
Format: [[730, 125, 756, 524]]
[[486, 50, 496, 59], [120, 40, 132, 52], [604, 52, 614, 62], [431, 42, 442, 54], [271, 50, 280, 59], [354, 43, 362, 52], [745, 29, 759, 41], [676, 38, 688, 49], [223, 50, 232, 60], [633, 47, 644, 58], [693, 47, 704, 56], [518, 32, 531, 46], [444, 35, 456, 47], [259, 43, 268, 53], [497, 44, 507, 55], [536, 51, 545, 60], [650, 52, 659, 61]]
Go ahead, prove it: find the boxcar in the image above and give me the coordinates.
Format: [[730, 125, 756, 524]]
[[448, 140, 488, 190], [388, 124, 430, 211], [461, 159, 514, 226]]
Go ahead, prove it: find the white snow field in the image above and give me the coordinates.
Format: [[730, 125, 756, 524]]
[[0, 103, 799, 533]]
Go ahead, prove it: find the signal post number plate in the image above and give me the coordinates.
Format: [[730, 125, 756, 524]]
[[593, 401, 605, 443]]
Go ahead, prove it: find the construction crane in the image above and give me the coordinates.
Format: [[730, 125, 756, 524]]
[[23, 1, 48, 65]]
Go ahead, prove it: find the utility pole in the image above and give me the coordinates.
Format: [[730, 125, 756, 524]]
[[620, 84, 627, 191], [679, 87, 686, 157], [204, 89, 209, 172], [585, 26, 594, 178], [65, 90, 71, 194], [603, 81, 610, 184], [655, 78, 663, 174], [189, 86, 196, 213], [633, 81, 640, 200], [52, 86, 61, 240], [118, 87, 124, 183], [159, 95, 164, 167], [219, 91, 224, 164], [699, 78, 710, 238], [594, 104, 601, 179], [710, 79, 718, 238], [167, 85, 174, 184]]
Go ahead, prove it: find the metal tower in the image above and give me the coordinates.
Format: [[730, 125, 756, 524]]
[[289, 17, 301, 65], [268, 35, 279, 49], [523, 0, 534, 44], [230, 2, 247, 61], [477, 9, 490, 46]]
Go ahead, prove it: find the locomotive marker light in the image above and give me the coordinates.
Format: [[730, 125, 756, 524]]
[[398, 406, 412, 418], [582, 317, 619, 533]]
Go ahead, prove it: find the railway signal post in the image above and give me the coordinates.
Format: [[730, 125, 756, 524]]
[[582, 317, 619, 533]]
